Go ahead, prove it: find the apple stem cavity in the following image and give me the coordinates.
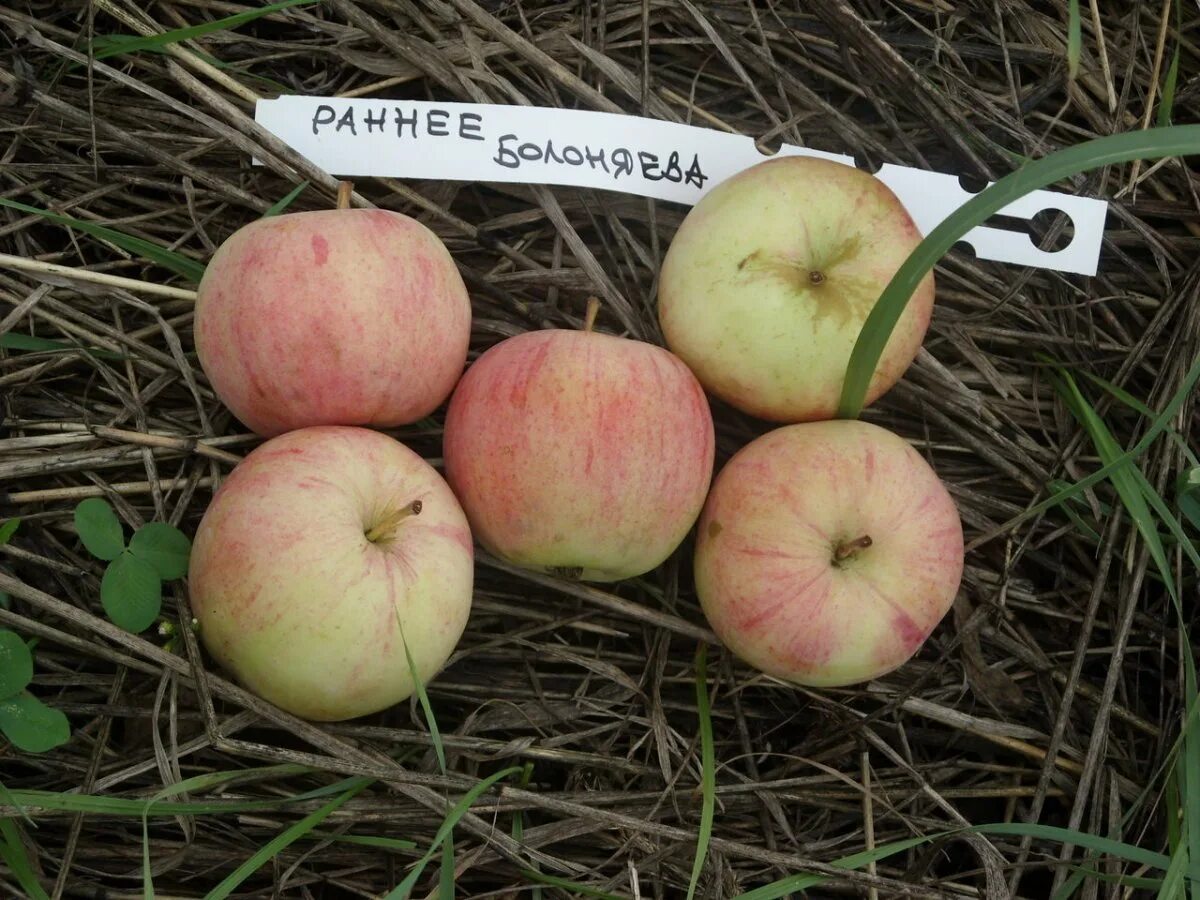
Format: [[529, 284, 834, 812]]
[[833, 534, 872, 563], [583, 296, 601, 334], [336, 180, 353, 210], [364, 499, 422, 544]]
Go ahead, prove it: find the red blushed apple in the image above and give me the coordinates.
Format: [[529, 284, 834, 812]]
[[195, 205, 471, 437], [443, 304, 715, 582], [658, 156, 935, 423], [694, 420, 963, 686], [188, 426, 474, 721]]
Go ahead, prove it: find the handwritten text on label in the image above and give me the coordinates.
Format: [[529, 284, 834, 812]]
[[309, 103, 709, 190]]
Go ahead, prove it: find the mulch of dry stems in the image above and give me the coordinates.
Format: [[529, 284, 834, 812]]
[[0, 1, 1197, 898]]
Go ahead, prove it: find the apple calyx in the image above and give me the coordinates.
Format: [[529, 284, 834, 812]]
[[364, 499, 422, 544], [832, 534, 872, 565], [808, 269, 826, 285]]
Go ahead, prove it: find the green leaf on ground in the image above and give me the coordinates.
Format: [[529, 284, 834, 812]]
[[129, 522, 192, 580], [0, 692, 70, 753], [0, 632, 34, 700], [74, 498, 125, 561], [101, 551, 162, 633]]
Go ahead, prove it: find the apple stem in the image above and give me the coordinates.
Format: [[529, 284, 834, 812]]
[[336, 180, 353, 210], [365, 499, 422, 543], [583, 297, 600, 334], [833, 534, 872, 562]]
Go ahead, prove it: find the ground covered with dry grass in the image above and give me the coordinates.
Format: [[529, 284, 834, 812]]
[[1, 1, 1198, 897]]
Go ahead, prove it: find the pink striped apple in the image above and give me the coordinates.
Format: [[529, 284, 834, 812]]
[[188, 426, 473, 721], [694, 419, 963, 686], [443, 304, 715, 582], [195, 207, 471, 437], [658, 156, 934, 422]]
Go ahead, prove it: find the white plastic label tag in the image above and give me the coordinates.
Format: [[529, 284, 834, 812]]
[[254, 96, 1108, 276]]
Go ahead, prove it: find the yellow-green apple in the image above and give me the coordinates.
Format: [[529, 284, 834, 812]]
[[195, 205, 471, 437], [658, 156, 934, 422], [187, 426, 473, 721], [443, 303, 715, 582], [694, 419, 962, 686]]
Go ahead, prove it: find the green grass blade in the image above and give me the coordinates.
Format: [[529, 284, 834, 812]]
[[1053, 369, 1175, 596], [686, 644, 716, 900], [1157, 832, 1188, 899], [1047, 478, 1103, 541], [383, 767, 521, 900], [1053, 367, 1200, 895], [974, 823, 1171, 869], [1186, 693, 1200, 899], [1157, 2, 1182, 127], [140, 765, 318, 896], [408, 644, 445, 775], [311, 831, 416, 850], [1072, 368, 1198, 466], [395, 613, 446, 776], [1170, 761, 1184, 853], [733, 822, 1173, 900], [734, 835, 934, 899], [92, 0, 317, 59], [205, 778, 372, 900], [83, 37, 293, 93], [1067, 0, 1081, 80], [1006, 346, 1200, 534], [513, 764, 533, 844], [90, 35, 224, 65], [519, 869, 628, 899], [395, 609, 456, 895], [0, 332, 124, 361], [1157, 47, 1181, 127], [0, 818, 49, 900], [3, 788, 313, 818], [439, 829, 455, 899], [513, 764, 542, 900], [0, 198, 206, 283], [263, 181, 310, 217], [836, 124, 1200, 419], [0, 780, 31, 826], [1055, 870, 1161, 900]]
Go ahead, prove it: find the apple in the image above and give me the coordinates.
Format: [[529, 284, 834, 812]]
[[694, 419, 963, 686], [443, 301, 715, 582], [187, 425, 474, 721], [658, 155, 935, 422], [195, 195, 472, 437]]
